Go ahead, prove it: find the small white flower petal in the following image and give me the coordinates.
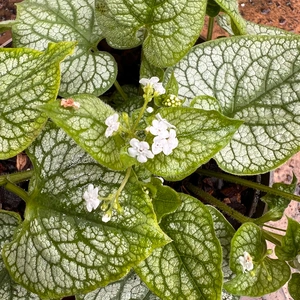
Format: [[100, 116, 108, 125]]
[[102, 213, 111, 223], [238, 251, 253, 273], [139, 77, 165, 95], [105, 113, 120, 137]]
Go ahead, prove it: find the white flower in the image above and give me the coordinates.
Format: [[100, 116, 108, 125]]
[[139, 77, 166, 95], [83, 184, 100, 212], [152, 129, 178, 156], [152, 136, 168, 155], [128, 138, 154, 163], [102, 213, 111, 223], [149, 119, 170, 138], [238, 251, 254, 273], [105, 113, 120, 137], [149, 113, 176, 138], [166, 128, 178, 154]]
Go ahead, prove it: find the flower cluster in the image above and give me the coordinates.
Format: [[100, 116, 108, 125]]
[[149, 113, 178, 155], [162, 94, 183, 107], [128, 113, 178, 163], [238, 251, 254, 273], [104, 78, 178, 164]]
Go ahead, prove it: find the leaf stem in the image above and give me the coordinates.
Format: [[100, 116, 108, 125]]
[[197, 168, 300, 202], [132, 97, 149, 132], [263, 224, 286, 233], [114, 80, 128, 101], [185, 182, 252, 224], [0, 170, 33, 186], [4, 181, 31, 203], [115, 166, 132, 204], [207, 17, 214, 41], [262, 229, 282, 247]]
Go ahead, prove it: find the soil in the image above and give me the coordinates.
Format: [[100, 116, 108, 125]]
[[201, 0, 300, 39]]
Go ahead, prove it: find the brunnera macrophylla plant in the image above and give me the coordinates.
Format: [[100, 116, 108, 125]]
[[2, 0, 300, 299]]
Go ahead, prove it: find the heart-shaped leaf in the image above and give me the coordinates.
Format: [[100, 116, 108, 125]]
[[0, 211, 40, 300], [224, 223, 290, 297], [13, 0, 117, 96], [135, 193, 223, 300], [42, 94, 128, 171], [167, 35, 300, 174], [0, 41, 75, 159], [144, 107, 243, 180], [76, 270, 160, 300], [2, 123, 170, 299], [275, 218, 300, 262], [95, 0, 207, 67]]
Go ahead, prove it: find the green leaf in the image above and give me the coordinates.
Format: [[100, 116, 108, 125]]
[[207, 206, 235, 282], [275, 218, 300, 262], [150, 178, 181, 223], [2, 123, 170, 299], [0, 20, 18, 33], [217, 14, 295, 36], [95, 0, 207, 67], [224, 223, 290, 297], [42, 94, 128, 171], [214, 0, 247, 34], [135, 193, 223, 300], [140, 54, 164, 82], [111, 85, 144, 116], [164, 72, 179, 97], [206, 0, 220, 18], [76, 270, 160, 300], [144, 107, 243, 180], [13, 0, 117, 96], [0, 41, 75, 159], [288, 273, 300, 300], [190, 95, 221, 112], [0, 211, 40, 300], [168, 35, 300, 174], [256, 178, 296, 223]]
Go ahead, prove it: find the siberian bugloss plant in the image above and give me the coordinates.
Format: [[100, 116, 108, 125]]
[[1, 0, 300, 299]]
